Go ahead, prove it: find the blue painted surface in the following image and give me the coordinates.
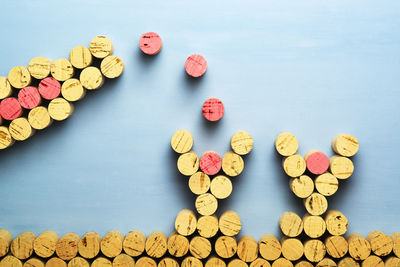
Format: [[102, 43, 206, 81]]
[[0, 0, 399, 239]]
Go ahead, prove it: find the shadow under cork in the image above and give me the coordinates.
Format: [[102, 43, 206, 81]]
[[136, 48, 161, 68], [199, 111, 224, 134], [182, 69, 205, 90]]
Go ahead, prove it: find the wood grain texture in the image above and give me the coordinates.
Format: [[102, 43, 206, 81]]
[[123, 230, 146, 257], [145, 232, 167, 258], [210, 175, 232, 199], [258, 234, 281, 261], [48, 98, 74, 121], [101, 230, 124, 258], [195, 193, 218, 216], [275, 132, 298, 157], [281, 237, 303, 261], [231, 131, 254, 155], [69, 46, 92, 69], [55, 233, 79, 261], [11, 231, 36, 260], [0, 229, 12, 257], [219, 210, 242, 236], [50, 59, 74, 82], [67, 257, 89, 267], [347, 233, 371, 261], [136, 257, 157, 267], [215, 236, 237, 259], [167, 233, 189, 257], [77, 232, 101, 259], [80, 67, 104, 90], [303, 239, 326, 263], [177, 151, 200, 176], [189, 236, 211, 259], [282, 154, 306, 178], [90, 36, 114, 59], [289, 175, 314, 199], [0, 77, 13, 99], [28, 57, 51, 80], [158, 257, 179, 267], [182, 257, 203, 267], [113, 253, 135, 267], [304, 193, 328, 216], [332, 134, 359, 157], [196, 215, 219, 238], [237, 235, 258, 262], [366, 230, 393, 257], [8, 66, 31, 89], [0, 255, 22, 267], [28, 106, 52, 130], [222, 152, 244, 177], [175, 209, 197, 236], [33, 231, 59, 258], [325, 210, 348, 236], [189, 172, 211, 195], [325, 236, 348, 259], [171, 129, 194, 154], [100, 55, 124, 79], [61, 79, 85, 102], [279, 211, 303, 238]]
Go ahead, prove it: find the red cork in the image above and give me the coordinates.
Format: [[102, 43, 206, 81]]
[[139, 32, 162, 55], [18, 86, 41, 109], [0, 97, 22, 120], [39, 77, 61, 100], [200, 151, 222, 176], [185, 54, 207, 77], [202, 98, 224, 122], [306, 152, 330, 175]]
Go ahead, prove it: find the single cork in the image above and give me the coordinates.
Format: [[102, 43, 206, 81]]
[[175, 209, 197, 236], [91, 257, 112, 267], [45, 257, 67, 267], [0, 126, 14, 149], [271, 258, 293, 267], [221, 152, 244, 177], [197, 215, 218, 238], [61, 79, 85, 102], [304, 193, 328, 216], [24, 258, 45, 267], [219, 210, 242, 236], [50, 59, 74, 82], [77, 232, 101, 259], [69, 46, 92, 69], [145, 231, 167, 258], [182, 256, 203, 267], [167, 232, 189, 257], [48, 98, 74, 121], [8, 66, 31, 89], [258, 234, 281, 261], [171, 129, 194, 154], [237, 235, 258, 262], [28, 57, 51, 80], [303, 239, 326, 262], [362, 255, 383, 267], [101, 230, 124, 258], [228, 259, 248, 267], [304, 150, 330, 175], [0, 77, 13, 99], [80, 67, 104, 90], [189, 172, 211, 195], [100, 55, 124, 79], [67, 257, 89, 267], [303, 214, 326, 238], [294, 261, 312, 267], [279, 211, 303, 237], [210, 175, 233, 199], [325, 210, 348, 236], [332, 134, 359, 157], [189, 236, 211, 259], [177, 151, 199, 176], [200, 151, 222, 175], [282, 154, 306, 178], [0, 97, 22, 120], [289, 175, 314, 199], [18, 86, 41, 109], [90, 36, 114, 59], [329, 156, 354, 180], [391, 232, 400, 257], [338, 257, 360, 267], [33, 230, 59, 258], [55, 233, 79, 261], [231, 130, 254, 155], [280, 237, 303, 261], [0, 255, 22, 267], [366, 230, 393, 256], [139, 32, 162, 55], [136, 257, 157, 267], [346, 233, 371, 260], [123, 230, 146, 257], [385, 257, 400, 267], [205, 257, 226, 267], [38, 77, 61, 100], [11, 231, 36, 260], [315, 258, 337, 267], [113, 253, 135, 267], [325, 235, 348, 258], [249, 258, 271, 267], [28, 106, 52, 130], [215, 236, 237, 258], [9, 117, 34, 141], [185, 55, 207, 78], [0, 229, 12, 257], [315, 173, 339, 196], [275, 132, 299, 157], [195, 193, 218, 216], [159, 258, 179, 267]]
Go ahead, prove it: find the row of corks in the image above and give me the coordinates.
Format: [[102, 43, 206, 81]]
[[0, 36, 124, 150]]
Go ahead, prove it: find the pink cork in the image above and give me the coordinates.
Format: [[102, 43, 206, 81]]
[[185, 54, 207, 77], [0, 97, 22, 120], [139, 32, 162, 55], [200, 151, 222, 176], [202, 98, 224, 122], [306, 152, 330, 175], [18, 86, 41, 109], [39, 77, 61, 100]]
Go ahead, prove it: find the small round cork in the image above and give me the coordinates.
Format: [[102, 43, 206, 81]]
[[195, 193, 218, 216], [18, 86, 41, 109], [0, 126, 13, 149], [210, 175, 233, 199], [202, 98, 224, 122], [366, 230, 393, 257], [61, 79, 85, 102], [303, 214, 326, 239], [182, 257, 203, 267], [0, 77, 13, 99], [9, 117, 34, 141], [200, 151, 222, 175], [258, 234, 281, 261], [189, 236, 211, 259], [231, 131, 254, 155], [185, 55, 207, 78], [67, 257, 89, 267], [325, 210, 348, 236], [28, 57, 51, 80], [177, 151, 199, 176], [215, 236, 237, 259], [77, 232, 101, 259], [145, 231, 167, 258], [294, 261, 313, 267], [48, 98, 74, 121], [325, 236, 348, 259], [45, 257, 67, 267], [8, 66, 31, 89], [91, 257, 111, 267], [167, 232, 189, 257], [385, 257, 400, 267], [69, 46, 92, 69], [222, 152, 244, 177], [0, 255, 22, 267], [113, 254, 135, 267], [315, 173, 339, 196], [38, 77, 61, 100], [305, 151, 330, 175], [281, 237, 303, 261], [50, 59, 74, 82], [11, 231, 36, 260], [329, 156, 354, 180], [275, 132, 299, 157], [171, 129, 194, 154], [0, 97, 22, 121], [100, 55, 124, 79], [237, 236, 259, 263], [0, 229, 12, 257], [175, 209, 197, 236], [80, 67, 104, 90], [197, 215, 219, 238], [219, 210, 242, 236], [136, 257, 157, 267], [205, 257, 226, 267], [90, 36, 114, 59], [28, 106, 52, 130], [101, 230, 124, 258], [303, 239, 326, 263], [249, 258, 271, 267], [189, 172, 211, 195], [338, 257, 360, 267], [55, 233, 79, 261], [304, 193, 328, 216], [282, 154, 306, 178], [24, 258, 45, 267], [347, 233, 371, 260], [315, 258, 337, 267], [279, 211, 303, 237], [332, 134, 359, 157], [289, 175, 314, 199], [139, 32, 162, 55], [228, 259, 247, 267], [391, 232, 400, 257], [362, 255, 383, 267], [159, 258, 179, 267], [271, 258, 293, 267], [123, 230, 146, 257], [33, 231, 59, 258]]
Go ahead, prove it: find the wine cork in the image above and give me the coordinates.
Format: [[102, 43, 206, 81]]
[[189, 236, 211, 259], [0, 77, 12, 99], [123, 230, 146, 257], [294, 262, 312, 267], [210, 175, 233, 199], [315, 173, 338, 196], [185, 55, 207, 78], [45, 257, 67, 267], [38, 77, 61, 100], [171, 129, 194, 154], [282, 154, 306, 178], [258, 234, 281, 261], [0, 126, 14, 149], [304, 239, 326, 263], [304, 193, 328, 216], [8, 66, 31, 89], [80, 67, 104, 90], [11, 231, 36, 260], [182, 256, 203, 267], [136, 257, 157, 267], [55, 233, 79, 261], [113, 253, 135, 267], [0, 97, 22, 120], [101, 230, 124, 258], [67, 257, 89, 267], [222, 152, 244, 177], [18, 86, 41, 109], [279, 211, 303, 237], [271, 258, 293, 267], [28, 57, 51, 80], [69, 46, 92, 69], [167, 232, 189, 257], [200, 151, 222, 175], [51, 59, 74, 82], [48, 98, 74, 121], [249, 258, 271, 267], [366, 230, 393, 256], [177, 151, 199, 176], [189, 172, 211, 195], [215, 236, 237, 259], [385, 257, 400, 267], [346, 233, 371, 260], [91, 257, 112, 267], [329, 156, 354, 180], [34, 231, 59, 258], [61, 79, 85, 102], [197, 215, 218, 238], [100, 55, 124, 79], [205, 257, 226, 267], [315, 258, 337, 267], [24, 258, 45, 267], [175, 209, 197, 236], [325, 236, 348, 258], [338, 257, 360, 267], [231, 131, 254, 155], [332, 134, 359, 157], [391, 232, 400, 257], [275, 132, 299, 157], [305, 151, 330, 175], [139, 32, 162, 55], [325, 210, 348, 236], [219, 210, 242, 236], [77, 232, 101, 259], [280, 237, 303, 261], [0, 229, 12, 257], [0, 255, 22, 267], [28, 106, 52, 130], [9, 117, 34, 141], [90, 36, 114, 59], [237, 235, 258, 262], [145, 231, 167, 258], [303, 214, 326, 238], [289, 175, 314, 199], [159, 258, 179, 267], [202, 98, 224, 122], [362, 255, 383, 267], [228, 259, 248, 267], [195, 193, 218, 216]]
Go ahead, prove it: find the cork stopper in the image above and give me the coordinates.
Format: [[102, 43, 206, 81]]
[[329, 156, 354, 180], [18, 86, 41, 109], [24, 258, 44, 267], [123, 230, 146, 257], [289, 175, 314, 199], [9, 117, 34, 141], [69, 46, 92, 69], [294, 261, 312, 267], [28, 57, 51, 80], [189, 236, 211, 259], [258, 234, 281, 261], [205, 257, 226, 267], [325, 235, 348, 258], [11, 231, 36, 260], [366, 230, 393, 257], [8, 66, 31, 89], [28, 106, 52, 130], [139, 32, 162, 55], [80, 67, 104, 90], [385, 257, 400, 267], [391, 232, 400, 257], [101, 230, 124, 258], [280, 237, 303, 261], [304, 193, 328, 216], [200, 151, 222, 175], [91, 257, 111, 267], [48, 98, 74, 121], [237, 236, 258, 262], [362, 255, 383, 267], [89, 36, 114, 59], [315, 173, 339, 196], [145, 231, 167, 258], [249, 258, 271, 267], [275, 132, 299, 156], [303, 239, 326, 263], [0, 77, 12, 99], [171, 129, 194, 154], [77, 232, 101, 259], [177, 151, 199, 176], [0, 229, 12, 257], [315, 258, 336, 267], [347, 233, 371, 260], [33, 231, 59, 258], [0, 126, 13, 149], [231, 131, 254, 155], [195, 193, 218, 216], [185, 55, 207, 78], [305, 151, 329, 175], [325, 210, 348, 236], [167, 233, 189, 257], [215, 236, 237, 259], [279, 211, 303, 237], [61, 79, 85, 102], [182, 257, 203, 267], [210, 175, 233, 199], [159, 258, 179, 267], [202, 98, 224, 122], [219, 210, 242, 236], [50, 59, 74, 82], [282, 154, 306, 178], [55, 233, 79, 261], [113, 254, 135, 267], [100, 55, 124, 79], [0, 97, 22, 120], [45, 257, 67, 267], [136, 257, 157, 267], [271, 258, 293, 267], [332, 134, 359, 157], [228, 259, 247, 267], [0, 255, 22, 267], [68, 257, 89, 267], [221, 152, 244, 177], [338, 257, 359, 267], [38, 77, 61, 100], [197, 215, 219, 238], [175, 209, 197, 236], [303, 214, 326, 238], [189, 172, 211, 195]]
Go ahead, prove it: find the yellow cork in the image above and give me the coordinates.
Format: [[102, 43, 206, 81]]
[[136, 257, 157, 267], [222, 152, 244, 177], [304, 193, 328, 216], [329, 156, 354, 180], [303, 214, 326, 239], [258, 234, 281, 261], [33, 231, 59, 258], [237, 235, 258, 263], [182, 257, 203, 267], [171, 129, 194, 154], [69, 46, 92, 69], [51, 59, 74, 82], [315, 173, 339, 196], [0, 255, 22, 267], [101, 230, 124, 258], [366, 230, 393, 257], [145, 232, 167, 258], [197, 215, 219, 238], [101, 55, 124, 79], [219, 210, 242, 236], [177, 151, 199, 176], [275, 132, 299, 156], [78, 232, 101, 259], [289, 175, 314, 199], [303, 239, 326, 263], [48, 98, 74, 121], [210, 175, 233, 199], [28, 57, 51, 80], [279, 211, 303, 237], [195, 193, 218, 216], [189, 172, 211, 195], [228, 259, 247, 267], [347, 233, 371, 261], [167, 232, 189, 258], [61, 79, 85, 102], [175, 209, 197, 236], [0, 77, 13, 99], [282, 154, 306, 178], [325, 235, 348, 259], [24, 258, 44, 267], [231, 130, 254, 155], [123, 230, 146, 257], [80, 67, 104, 90], [362, 255, 383, 267], [28, 107, 52, 130], [215, 236, 237, 259], [0, 229, 12, 257], [8, 66, 31, 89], [391, 232, 400, 257], [249, 258, 270, 267], [67, 257, 89, 267], [9, 117, 34, 141], [0, 126, 14, 149], [189, 236, 211, 259], [158, 258, 179, 267], [325, 210, 348, 236], [113, 253, 135, 267], [332, 134, 359, 157], [280, 237, 303, 261], [90, 36, 114, 59], [55, 233, 79, 261]]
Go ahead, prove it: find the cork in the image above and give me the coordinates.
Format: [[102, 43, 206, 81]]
[[0, 255, 22, 267], [325, 235, 348, 258], [205, 257, 226, 267], [33, 231, 59, 258], [200, 151, 222, 175], [177, 151, 200, 176], [24, 258, 44, 267], [279, 211, 303, 237], [77, 232, 101, 259], [329, 156, 354, 180], [189, 236, 211, 259], [28, 106, 52, 130], [303, 214, 326, 238], [231, 131, 254, 155], [175, 209, 197, 236], [315, 258, 337, 267], [185, 55, 207, 78], [237, 235, 258, 262], [385, 257, 400, 267], [0, 77, 12, 99], [366, 230, 393, 256], [67, 257, 89, 267], [38, 77, 61, 100], [189, 172, 211, 195], [195, 193, 218, 216], [315, 173, 338, 196], [294, 262, 312, 267], [69, 46, 92, 69], [10, 231, 36, 260], [282, 154, 306, 178], [167, 232, 189, 257], [338, 257, 360, 267], [0, 97, 22, 120], [145, 231, 167, 258], [61, 79, 85, 102], [100, 55, 124, 79], [139, 32, 162, 55], [324, 210, 348, 236], [159, 258, 179, 267], [249, 258, 271, 267], [45, 257, 67, 267], [210, 175, 233, 199], [215, 236, 237, 259], [91, 257, 112, 267], [171, 129, 194, 154], [113, 253, 135, 267], [202, 98, 224, 122], [305, 151, 330, 175], [18, 86, 41, 109], [197, 215, 219, 238], [90, 36, 114, 59], [182, 257, 203, 267], [228, 259, 248, 267], [123, 230, 146, 257], [0, 126, 14, 149], [136, 257, 157, 267], [219, 210, 242, 236], [28, 57, 51, 80], [222, 152, 244, 177], [80, 67, 104, 90], [332, 134, 359, 157], [346, 233, 371, 260], [304, 193, 328, 216], [303, 239, 326, 262], [55, 233, 79, 261], [275, 132, 299, 157], [8, 66, 31, 89], [289, 175, 314, 199], [0, 229, 12, 257], [101, 230, 124, 258], [280, 237, 303, 261], [50, 59, 74, 82], [258, 234, 281, 261], [9, 117, 34, 141], [48, 98, 74, 121], [391, 232, 400, 257], [362, 255, 383, 267], [271, 258, 293, 267]]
